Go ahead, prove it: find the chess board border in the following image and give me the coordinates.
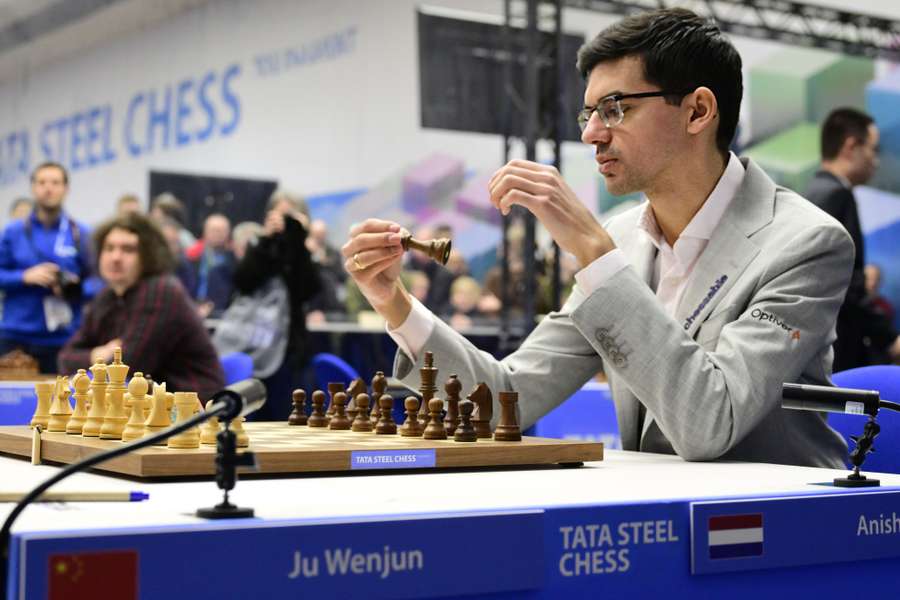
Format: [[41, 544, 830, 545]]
[[0, 423, 603, 479]]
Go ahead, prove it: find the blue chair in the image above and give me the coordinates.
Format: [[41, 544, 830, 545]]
[[219, 352, 254, 385], [526, 381, 621, 448], [311, 353, 361, 391], [830, 365, 900, 474]]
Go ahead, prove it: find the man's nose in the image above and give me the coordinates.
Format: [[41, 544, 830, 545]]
[[580, 115, 612, 146]]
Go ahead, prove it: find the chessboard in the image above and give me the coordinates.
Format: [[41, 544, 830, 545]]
[[0, 423, 603, 479]]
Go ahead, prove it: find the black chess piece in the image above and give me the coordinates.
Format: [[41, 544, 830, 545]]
[[329, 391, 352, 430], [443, 374, 461, 436], [454, 399, 477, 442], [423, 397, 448, 440], [351, 393, 374, 432], [288, 389, 308, 426], [493, 391, 522, 441], [399, 396, 424, 437], [375, 394, 397, 435], [307, 390, 328, 427]]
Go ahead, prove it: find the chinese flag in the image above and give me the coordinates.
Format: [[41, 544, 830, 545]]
[[48, 549, 138, 600]]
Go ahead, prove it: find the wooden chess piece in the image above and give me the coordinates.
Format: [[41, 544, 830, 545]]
[[142, 375, 153, 420], [82, 363, 107, 437], [144, 382, 171, 444], [468, 382, 493, 439], [289, 389, 308, 425], [418, 351, 438, 417], [493, 391, 522, 441], [401, 233, 451, 265], [454, 398, 478, 442], [122, 372, 149, 442], [200, 399, 220, 445], [443, 374, 461, 436], [326, 382, 344, 421], [345, 378, 366, 420], [329, 391, 352, 430], [167, 392, 200, 449], [375, 394, 397, 435], [308, 390, 328, 427], [231, 416, 250, 447], [351, 393, 374, 432], [399, 396, 424, 437], [100, 348, 130, 439], [30, 380, 54, 430], [369, 371, 387, 421], [423, 397, 448, 440], [47, 377, 73, 432], [66, 370, 91, 435]]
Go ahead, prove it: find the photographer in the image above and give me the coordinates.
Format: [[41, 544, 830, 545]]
[[232, 189, 320, 419], [0, 162, 93, 373]]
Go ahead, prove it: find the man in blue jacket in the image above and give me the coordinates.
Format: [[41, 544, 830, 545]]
[[0, 162, 92, 373]]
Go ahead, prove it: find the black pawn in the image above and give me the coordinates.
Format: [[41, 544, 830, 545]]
[[399, 396, 424, 437], [329, 392, 352, 430], [351, 393, 374, 432], [307, 390, 328, 427], [375, 394, 397, 435], [289, 389, 308, 426], [454, 399, 477, 442], [423, 397, 447, 440]]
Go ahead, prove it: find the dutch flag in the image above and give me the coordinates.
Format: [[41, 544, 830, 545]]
[[708, 513, 763, 559]]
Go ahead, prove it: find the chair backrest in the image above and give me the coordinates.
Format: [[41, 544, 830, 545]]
[[311, 353, 361, 391], [219, 352, 254, 386], [830, 366, 900, 474]]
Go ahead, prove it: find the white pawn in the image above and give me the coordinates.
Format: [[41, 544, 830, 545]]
[[122, 373, 149, 442], [66, 370, 91, 435], [200, 399, 220, 445]]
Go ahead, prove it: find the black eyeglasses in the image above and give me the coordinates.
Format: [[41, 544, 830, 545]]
[[577, 90, 687, 131]]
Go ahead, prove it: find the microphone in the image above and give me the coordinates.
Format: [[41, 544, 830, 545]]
[[209, 378, 267, 421], [782, 382, 880, 417]]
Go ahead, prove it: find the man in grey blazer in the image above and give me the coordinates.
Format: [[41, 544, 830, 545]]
[[342, 8, 853, 468]]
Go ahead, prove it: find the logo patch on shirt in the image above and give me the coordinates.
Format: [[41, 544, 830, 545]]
[[683, 275, 728, 330], [751, 308, 798, 338]]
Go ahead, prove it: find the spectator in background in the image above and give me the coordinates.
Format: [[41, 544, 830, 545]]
[[233, 189, 321, 419], [58, 213, 224, 400], [307, 219, 345, 283], [116, 194, 142, 216], [9, 197, 33, 221], [158, 218, 197, 295], [150, 192, 196, 250], [0, 162, 93, 373], [189, 213, 235, 318], [865, 264, 894, 323], [804, 108, 900, 370], [408, 271, 430, 305], [444, 276, 484, 330]]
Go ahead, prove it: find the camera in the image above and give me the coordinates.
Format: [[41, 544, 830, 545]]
[[56, 270, 82, 303]]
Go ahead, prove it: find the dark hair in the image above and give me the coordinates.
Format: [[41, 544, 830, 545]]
[[821, 108, 874, 160], [576, 8, 743, 155], [30, 161, 69, 185], [93, 213, 174, 279], [151, 192, 187, 226]]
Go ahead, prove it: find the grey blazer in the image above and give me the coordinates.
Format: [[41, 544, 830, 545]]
[[394, 158, 854, 468]]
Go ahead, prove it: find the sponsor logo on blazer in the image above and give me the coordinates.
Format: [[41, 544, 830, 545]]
[[683, 275, 728, 330], [751, 308, 800, 339]]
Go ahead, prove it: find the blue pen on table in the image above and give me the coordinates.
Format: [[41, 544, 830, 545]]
[[0, 491, 149, 503]]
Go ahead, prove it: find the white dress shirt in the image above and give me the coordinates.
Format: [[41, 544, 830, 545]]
[[390, 152, 746, 359]]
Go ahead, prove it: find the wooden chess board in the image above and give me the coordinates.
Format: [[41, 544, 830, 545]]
[[0, 423, 603, 479]]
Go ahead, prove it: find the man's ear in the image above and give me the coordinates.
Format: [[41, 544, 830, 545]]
[[840, 135, 862, 158], [684, 87, 718, 136]]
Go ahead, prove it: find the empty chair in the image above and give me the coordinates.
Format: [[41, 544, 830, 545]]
[[830, 365, 900, 474], [219, 352, 254, 386]]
